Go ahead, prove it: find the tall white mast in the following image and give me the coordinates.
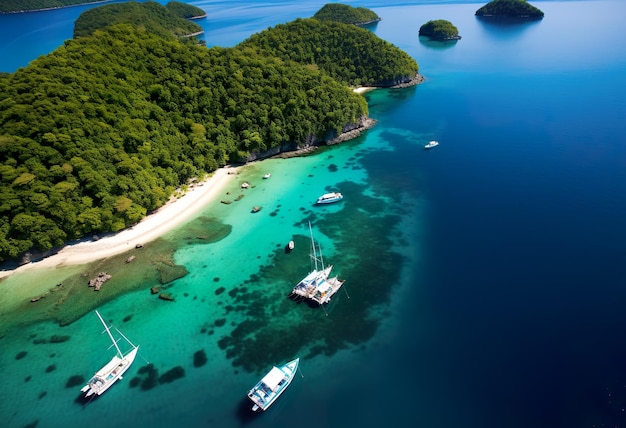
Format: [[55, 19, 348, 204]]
[[308, 221, 325, 271], [95, 310, 124, 359], [308, 222, 318, 271]]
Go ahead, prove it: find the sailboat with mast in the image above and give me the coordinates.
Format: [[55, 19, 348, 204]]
[[290, 222, 345, 305], [81, 310, 139, 398]]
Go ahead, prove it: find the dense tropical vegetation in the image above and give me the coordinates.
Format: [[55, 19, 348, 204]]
[[164, 1, 206, 19], [75, 2, 203, 38], [419, 20, 461, 41], [0, 0, 103, 13], [0, 2, 418, 262], [475, 0, 544, 19], [312, 3, 381, 25], [241, 18, 417, 87]]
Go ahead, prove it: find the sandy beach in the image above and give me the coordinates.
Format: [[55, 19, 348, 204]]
[[353, 86, 375, 94], [0, 165, 239, 280]]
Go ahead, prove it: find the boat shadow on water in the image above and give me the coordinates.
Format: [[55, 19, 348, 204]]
[[73, 392, 97, 407], [234, 397, 261, 424]]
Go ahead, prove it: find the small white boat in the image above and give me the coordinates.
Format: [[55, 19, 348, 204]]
[[425, 140, 439, 149], [263, 173, 271, 179], [81, 310, 139, 398], [288, 240, 295, 250], [241, 182, 250, 188], [316, 192, 343, 204], [247, 358, 300, 412]]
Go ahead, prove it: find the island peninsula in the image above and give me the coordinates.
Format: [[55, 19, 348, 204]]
[[0, 2, 420, 267]]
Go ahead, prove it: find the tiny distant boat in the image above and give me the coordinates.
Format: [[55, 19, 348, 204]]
[[241, 182, 250, 189], [290, 222, 345, 305], [288, 240, 295, 251], [251, 206, 262, 213], [263, 173, 271, 179], [424, 140, 439, 149], [247, 358, 300, 412], [316, 192, 343, 205], [81, 310, 139, 398]]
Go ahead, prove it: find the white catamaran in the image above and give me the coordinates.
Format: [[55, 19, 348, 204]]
[[247, 358, 300, 412], [81, 310, 139, 398], [290, 222, 345, 305]]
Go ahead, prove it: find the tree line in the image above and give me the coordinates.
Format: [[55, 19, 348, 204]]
[[0, 0, 104, 13], [476, 0, 544, 18], [312, 3, 381, 25], [74, 2, 205, 38]]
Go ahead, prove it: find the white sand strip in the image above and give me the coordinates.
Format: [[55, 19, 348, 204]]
[[0, 166, 239, 279], [353, 86, 375, 94]]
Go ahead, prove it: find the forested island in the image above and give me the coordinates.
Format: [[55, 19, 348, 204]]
[[419, 20, 461, 41], [240, 18, 416, 87], [475, 0, 544, 19], [74, 1, 205, 38], [312, 3, 381, 25], [0, 2, 418, 262], [0, 0, 109, 14]]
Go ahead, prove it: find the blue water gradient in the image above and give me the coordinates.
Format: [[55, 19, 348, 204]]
[[1, 1, 626, 427]]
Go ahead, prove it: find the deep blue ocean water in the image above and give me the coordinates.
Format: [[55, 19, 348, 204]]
[[1, 1, 626, 427]]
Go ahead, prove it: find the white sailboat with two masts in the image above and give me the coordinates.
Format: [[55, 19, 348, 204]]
[[290, 222, 345, 305], [81, 310, 139, 398]]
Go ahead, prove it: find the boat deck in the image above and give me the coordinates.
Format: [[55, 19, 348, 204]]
[[291, 273, 345, 304]]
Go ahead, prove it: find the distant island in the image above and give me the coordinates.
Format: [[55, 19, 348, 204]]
[[0, 0, 208, 16], [419, 20, 461, 41], [475, 0, 544, 19], [0, 2, 419, 263], [74, 1, 206, 38], [0, 0, 110, 14], [313, 3, 381, 26]]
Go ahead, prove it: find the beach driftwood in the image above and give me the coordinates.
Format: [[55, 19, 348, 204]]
[[88, 272, 111, 291]]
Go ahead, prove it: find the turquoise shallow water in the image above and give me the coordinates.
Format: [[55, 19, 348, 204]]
[[2, 1, 626, 427]]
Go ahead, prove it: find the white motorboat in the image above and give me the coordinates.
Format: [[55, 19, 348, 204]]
[[263, 173, 271, 179], [80, 310, 139, 398], [290, 222, 345, 305], [316, 192, 343, 204], [247, 358, 300, 412], [424, 140, 439, 149]]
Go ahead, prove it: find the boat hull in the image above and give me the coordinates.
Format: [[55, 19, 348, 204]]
[[82, 347, 139, 397], [81, 311, 139, 399], [247, 358, 299, 412], [316, 192, 343, 204]]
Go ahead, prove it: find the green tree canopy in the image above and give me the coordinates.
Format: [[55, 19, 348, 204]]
[[165, 1, 206, 19], [240, 18, 418, 87], [313, 3, 381, 25], [74, 1, 203, 39], [419, 20, 461, 41], [476, 0, 544, 19], [3, 1, 418, 260], [0, 0, 103, 13]]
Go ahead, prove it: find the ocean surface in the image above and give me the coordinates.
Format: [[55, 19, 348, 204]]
[[2, 1, 626, 427]]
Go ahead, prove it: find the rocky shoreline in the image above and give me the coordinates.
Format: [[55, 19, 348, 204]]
[[272, 74, 424, 159], [389, 73, 425, 89]]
